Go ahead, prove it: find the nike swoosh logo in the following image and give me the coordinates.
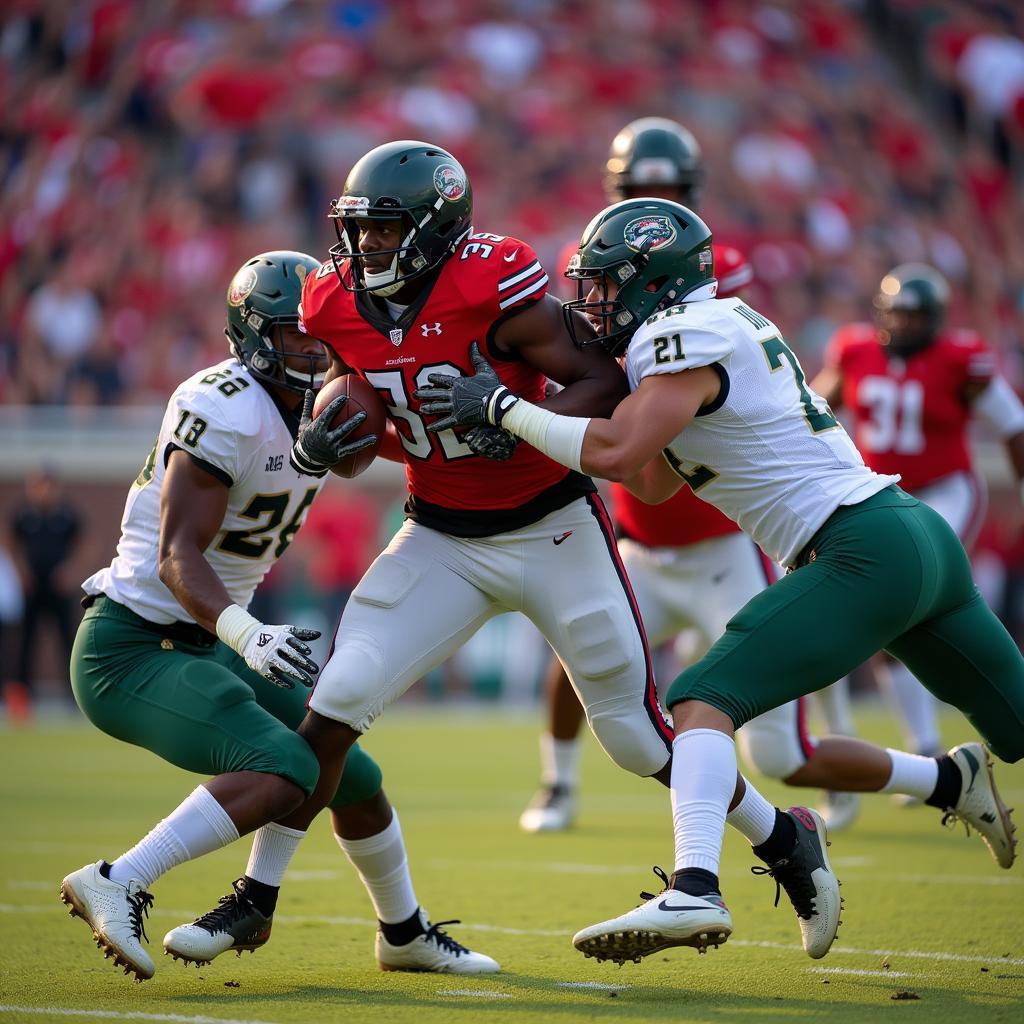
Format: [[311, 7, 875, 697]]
[[657, 899, 720, 912], [960, 746, 980, 792], [553, 531, 573, 545], [504, 249, 520, 262]]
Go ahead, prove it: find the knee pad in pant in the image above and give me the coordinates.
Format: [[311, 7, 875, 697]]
[[309, 633, 389, 733], [232, 730, 321, 797], [736, 705, 810, 780], [562, 605, 670, 777], [587, 697, 672, 777]]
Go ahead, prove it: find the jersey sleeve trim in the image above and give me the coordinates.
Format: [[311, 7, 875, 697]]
[[694, 363, 730, 417], [163, 443, 234, 488], [498, 260, 548, 309]]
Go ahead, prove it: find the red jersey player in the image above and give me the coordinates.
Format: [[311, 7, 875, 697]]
[[520, 119, 856, 836], [813, 263, 1024, 757]]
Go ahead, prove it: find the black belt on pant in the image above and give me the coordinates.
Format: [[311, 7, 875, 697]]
[[82, 593, 218, 648]]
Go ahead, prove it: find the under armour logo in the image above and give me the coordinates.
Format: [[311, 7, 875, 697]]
[[421, 322, 443, 336], [257, 632, 273, 648]]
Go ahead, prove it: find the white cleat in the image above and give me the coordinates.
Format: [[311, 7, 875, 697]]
[[59, 861, 155, 982], [519, 784, 577, 833], [944, 743, 1017, 869], [572, 874, 731, 965], [376, 909, 500, 974], [753, 807, 842, 960], [818, 791, 861, 834]]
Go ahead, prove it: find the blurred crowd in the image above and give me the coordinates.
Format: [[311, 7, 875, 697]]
[[2, 0, 1023, 409], [4, 0, 1024, 703]]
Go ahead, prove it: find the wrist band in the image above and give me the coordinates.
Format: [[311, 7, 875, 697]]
[[216, 604, 261, 653], [500, 399, 589, 474]]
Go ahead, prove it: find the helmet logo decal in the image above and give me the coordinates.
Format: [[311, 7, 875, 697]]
[[336, 194, 370, 215], [623, 215, 677, 252], [698, 248, 713, 268], [227, 267, 258, 307], [434, 164, 467, 202]]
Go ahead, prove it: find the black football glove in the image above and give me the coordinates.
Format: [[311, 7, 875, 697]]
[[415, 342, 520, 432], [464, 424, 518, 461], [289, 388, 378, 477]]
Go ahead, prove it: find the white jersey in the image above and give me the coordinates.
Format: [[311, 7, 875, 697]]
[[625, 296, 897, 566], [84, 358, 324, 624]]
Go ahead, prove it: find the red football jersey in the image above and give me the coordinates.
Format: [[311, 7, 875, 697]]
[[300, 233, 585, 532], [611, 242, 750, 548], [825, 322, 996, 491]]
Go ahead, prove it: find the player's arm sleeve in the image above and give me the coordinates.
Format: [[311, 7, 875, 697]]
[[626, 319, 734, 384], [971, 375, 1024, 439], [162, 389, 239, 487]]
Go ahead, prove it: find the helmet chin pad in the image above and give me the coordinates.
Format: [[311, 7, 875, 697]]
[[363, 259, 405, 297]]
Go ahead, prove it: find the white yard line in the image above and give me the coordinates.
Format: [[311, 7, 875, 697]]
[[732, 939, 1021, 965], [809, 967, 916, 978], [436, 990, 512, 999], [557, 982, 631, 990], [0, 1008, 279, 1024], [8, 902, 1022, 966]]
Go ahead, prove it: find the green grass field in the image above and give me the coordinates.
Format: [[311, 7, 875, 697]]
[[3, 705, 1023, 1024]]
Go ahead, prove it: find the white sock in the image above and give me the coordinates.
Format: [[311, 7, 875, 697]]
[[726, 777, 778, 847], [670, 729, 737, 875], [880, 662, 942, 755], [541, 733, 580, 789], [881, 749, 940, 800], [813, 678, 856, 737], [335, 811, 418, 924], [246, 823, 306, 887], [108, 785, 239, 889]]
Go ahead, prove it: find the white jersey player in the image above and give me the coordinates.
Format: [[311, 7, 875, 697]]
[[61, 251, 498, 983], [418, 198, 1020, 966]]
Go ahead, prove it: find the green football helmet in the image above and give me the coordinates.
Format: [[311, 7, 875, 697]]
[[225, 250, 325, 395], [563, 198, 714, 357], [329, 140, 473, 296], [873, 263, 949, 355], [604, 117, 704, 206]]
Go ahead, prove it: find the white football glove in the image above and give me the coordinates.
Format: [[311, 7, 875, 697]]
[[216, 605, 321, 689]]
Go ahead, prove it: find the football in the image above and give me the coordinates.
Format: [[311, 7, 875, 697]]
[[311, 374, 387, 478]]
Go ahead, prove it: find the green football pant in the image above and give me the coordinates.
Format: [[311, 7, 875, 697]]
[[70, 596, 382, 803], [666, 487, 1024, 763]]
